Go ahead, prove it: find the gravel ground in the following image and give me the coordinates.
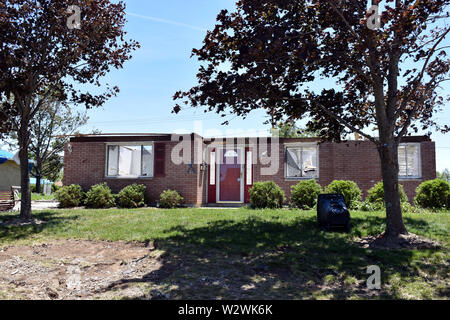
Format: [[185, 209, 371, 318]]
[[13, 201, 59, 211]]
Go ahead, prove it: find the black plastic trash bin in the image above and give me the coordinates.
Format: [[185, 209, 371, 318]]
[[317, 194, 351, 232]]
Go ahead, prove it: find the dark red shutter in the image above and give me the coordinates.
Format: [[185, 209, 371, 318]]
[[154, 143, 166, 177]]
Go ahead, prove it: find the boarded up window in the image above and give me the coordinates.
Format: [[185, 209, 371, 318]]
[[285, 146, 318, 178], [107, 146, 119, 176], [142, 145, 154, 177], [118, 146, 141, 176], [398, 144, 421, 178], [106, 144, 153, 178]]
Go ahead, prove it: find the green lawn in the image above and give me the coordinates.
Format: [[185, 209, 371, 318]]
[[0, 208, 448, 299], [31, 193, 55, 201], [18, 193, 55, 201]]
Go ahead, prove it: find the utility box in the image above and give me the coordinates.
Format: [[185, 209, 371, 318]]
[[317, 194, 351, 232], [43, 183, 52, 196]]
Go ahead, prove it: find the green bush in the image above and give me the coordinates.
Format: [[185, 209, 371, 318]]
[[117, 184, 146, 208], [352, 200, 384, 212], [84, 183, 116, 209], [55, 184, 84, 208], [325, 180, 362, 208], [51, 184, 60, 193], [366, 181, 409, 205], [414, 179, 450, 210], [159, 190, 184, 208], [249, 181, 286, 209], [401, 201, 426, 214], [30, 184, 45, 194], [290, 179, 322, 209]]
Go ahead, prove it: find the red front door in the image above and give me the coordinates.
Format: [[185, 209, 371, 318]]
[[219, 149, 242, 202]]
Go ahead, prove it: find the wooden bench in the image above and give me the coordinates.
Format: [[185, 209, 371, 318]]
[[0, 187, 18, 212]]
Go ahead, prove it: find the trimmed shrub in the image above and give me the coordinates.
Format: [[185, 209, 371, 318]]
[[159, 190, 184, 208], [366, 181, 409, 205], [249, 181, 286, 209], [290, 179, 322, 209], [325, 180, 362, 208], [85, 183, 116, 209], [117, 184, 146, 208], [415, 179, 450, 210], [55, 184, 84, 208]]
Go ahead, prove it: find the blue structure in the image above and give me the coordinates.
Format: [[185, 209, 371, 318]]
[[0, 150, 34, 171], [0, 150, 13, 165]]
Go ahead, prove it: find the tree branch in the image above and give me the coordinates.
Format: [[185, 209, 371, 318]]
[[279, 96, 378, 144], [395, 27, 450, 119], [325, 0, 375, 75], [312, 101, 378, 144], [396, 75, 440, 139]]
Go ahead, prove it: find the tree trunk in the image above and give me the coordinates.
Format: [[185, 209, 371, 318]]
[[35, 175, 41, 194], [378, 141, 408, 237], [18, 124, 32, 220]]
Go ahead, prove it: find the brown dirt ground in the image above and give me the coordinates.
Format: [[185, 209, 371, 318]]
[[1, 237, 444, 300], [353, 233, 441, 250], [0, 240, 161, 300]]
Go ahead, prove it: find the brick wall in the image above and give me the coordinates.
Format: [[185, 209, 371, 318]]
[[63, 138, 207, 206], [64, 136, 436, 206], [252, 139, 436, 203]]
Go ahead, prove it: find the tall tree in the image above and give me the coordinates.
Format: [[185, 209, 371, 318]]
[[5, 97, 88, 193], [175, 0, 450, 245], [0, 0, 139, 220], [437, 169, 450, 182], [274, 120, 320, 138]]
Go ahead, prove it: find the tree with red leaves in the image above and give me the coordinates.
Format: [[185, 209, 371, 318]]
[[175, 0, 449, 245], [0, 0, 139, 220]]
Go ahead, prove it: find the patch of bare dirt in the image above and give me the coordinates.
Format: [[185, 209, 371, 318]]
[[354, 233, 441, 250], [0, 240, 162, 300]]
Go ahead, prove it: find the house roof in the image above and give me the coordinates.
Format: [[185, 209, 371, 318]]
[[69, 133, 432, 144], [70, 133, 173, 143]]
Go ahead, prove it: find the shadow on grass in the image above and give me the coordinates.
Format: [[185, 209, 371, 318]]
[[0, 211, 79, 243], [107, 214, 446, 300]]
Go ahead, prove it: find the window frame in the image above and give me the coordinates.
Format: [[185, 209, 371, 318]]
[[398, 143, 422, 180], [284, 142, 319, 180], [104, 142, 155, 179]]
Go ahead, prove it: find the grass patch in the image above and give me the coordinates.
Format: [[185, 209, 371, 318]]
[[0, 208, 448, 300], [18, 193, 55, 201], [31, 193, 55, 201]]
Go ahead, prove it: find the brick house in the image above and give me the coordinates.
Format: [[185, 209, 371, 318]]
[[63, 133, 436, 206]]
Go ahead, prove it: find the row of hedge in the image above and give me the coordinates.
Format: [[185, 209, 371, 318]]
[[249, 179, 450, 210], [55, 184, 184, 209], [54, 178, 449, 211]]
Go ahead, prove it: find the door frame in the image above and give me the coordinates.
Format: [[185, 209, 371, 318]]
[[216, 146, 245, 204]]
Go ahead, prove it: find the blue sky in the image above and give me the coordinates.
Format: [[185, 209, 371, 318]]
[[78, 0, 450, 171]]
